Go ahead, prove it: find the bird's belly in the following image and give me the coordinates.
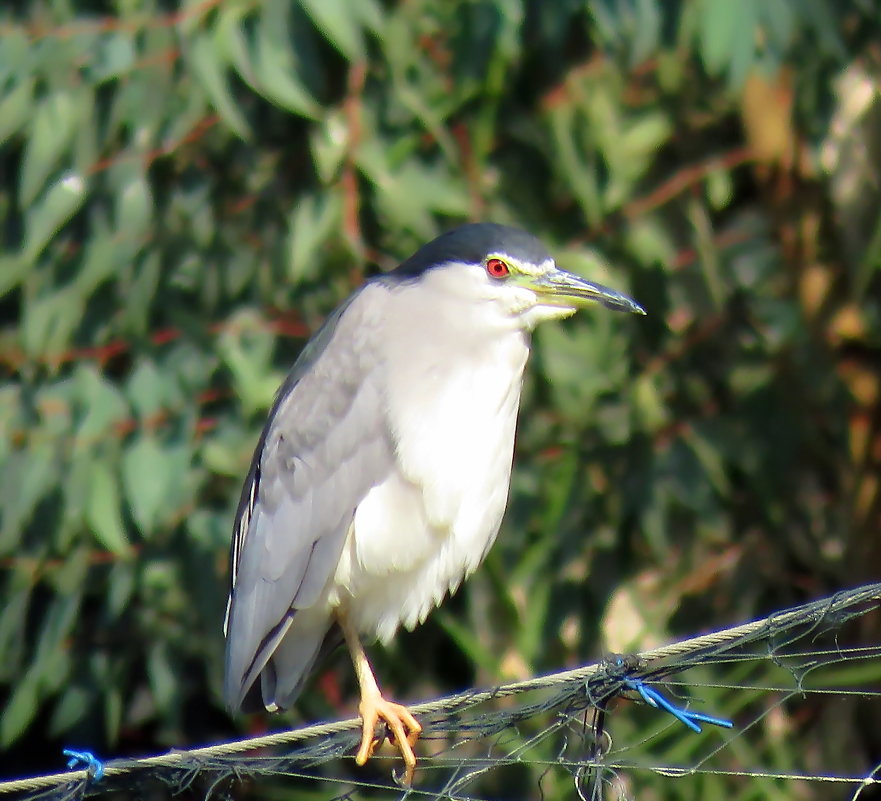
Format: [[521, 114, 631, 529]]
[[329, 344, 526, 642], [333, 469, 507, 642]]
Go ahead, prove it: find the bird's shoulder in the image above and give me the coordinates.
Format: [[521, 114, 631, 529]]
[[265, 282, 394, 437]]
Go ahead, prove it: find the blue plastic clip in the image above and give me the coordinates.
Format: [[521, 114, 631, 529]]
[[63, 749, 105, 781], [623, 677, 733, 733]]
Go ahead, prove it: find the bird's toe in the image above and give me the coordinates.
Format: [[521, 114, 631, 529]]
[[356, 694, 422, 784]]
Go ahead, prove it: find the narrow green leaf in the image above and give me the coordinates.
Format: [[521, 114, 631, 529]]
[[546, 108, 603, 226], [353, 0, 384, 36], [217, 5, 256, 86], [74, 365, 129, 441], [0, 256, 30, 299], [698, 0, 738, 75], [126, 360, 167, 420], [633, 372, 670, 430], [87, 461, 133, 556], [107, 562, 137, 618], [760, 0, 796, 52], [287, 193, 342, 284], [706, 166, 734, 210], [21, 286, 84, 358], [685, 427, 731, 495], [19, 91, 78, 206], [299, 0, 365, 61], [624, 217, 676, 266], [855, 208, 881, 299], [217, 312, 284, 414], [74, 234, 120, 297], [727, 0, 759, 88], [34, 593, 81, 663], [122, 435, 169, 537], [88, 31, 137, 83], [1, 672, 39, 746], [199, 425, 249, 477], [50, 685, 91, 736], [123, 252, 161, 337], [630, 0, 662, 65], [620, 113, 672, 159], [0, 28, 30, 85], [22, 172, 87, 265], [253, 0, 321, 118], [310, 109, 349, 184], [188, 34, 251, 139], [0, 77, 35, 147], [104, 685, 123, 744], [116, 173, 153, 239], [0, 446, 58, 551], [0, 588, 29, 679], [148, 643, 178, 711]]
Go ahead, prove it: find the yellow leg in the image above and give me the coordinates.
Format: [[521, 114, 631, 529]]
[[337, 609, 422, 784]]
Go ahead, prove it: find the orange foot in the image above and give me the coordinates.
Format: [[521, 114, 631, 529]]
[[356, 693, 423, 784]]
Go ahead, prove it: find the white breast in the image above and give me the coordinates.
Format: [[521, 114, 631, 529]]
[[329, 269, 531, 642]]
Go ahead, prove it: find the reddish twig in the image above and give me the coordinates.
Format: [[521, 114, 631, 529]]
[[0, 545, 144, 572], [341, 62, 367, 263], [623, 148, 754, 220], [88, 114, 221, 176], [5, 0, 228, 40], [2, 314, 310, 372]]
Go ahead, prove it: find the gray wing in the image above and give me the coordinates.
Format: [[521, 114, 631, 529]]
[[223, 284, 394, 711]]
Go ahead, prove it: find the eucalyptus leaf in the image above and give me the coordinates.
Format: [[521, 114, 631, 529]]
[[299, 0, 366, 61], [122, 435, 171, 537], [0, 77, 35, 147], [21, 172, 87, 265], [254, 0, 321, 118], [188, 34, 251, 140], [1, 672, 39, 746], [19, 91, 78, 206], [87, 461, 133, 556]]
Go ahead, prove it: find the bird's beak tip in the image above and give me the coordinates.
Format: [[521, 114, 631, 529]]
[[601, 296, 647, 316]]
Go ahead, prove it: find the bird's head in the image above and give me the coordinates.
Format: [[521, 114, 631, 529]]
[[392, 223, 645, 331]]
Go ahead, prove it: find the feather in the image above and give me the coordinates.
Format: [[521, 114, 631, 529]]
[[223, 285, 394, 711]]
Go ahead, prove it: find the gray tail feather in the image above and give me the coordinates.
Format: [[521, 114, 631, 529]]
[[225, 611, 294, 712], [229, 614, 345, 714], [258, 616, 340, 712]]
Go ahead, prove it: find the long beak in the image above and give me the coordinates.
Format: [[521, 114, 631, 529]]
[[526, 268, 646, 315]]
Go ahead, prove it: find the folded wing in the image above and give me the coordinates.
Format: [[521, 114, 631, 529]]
[[223, 286, 394, 711]]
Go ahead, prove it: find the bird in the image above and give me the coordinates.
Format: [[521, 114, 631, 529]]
[[223, 223, 645, 783]]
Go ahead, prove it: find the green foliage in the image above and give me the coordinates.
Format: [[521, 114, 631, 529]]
[[1, 0, 880, 797]]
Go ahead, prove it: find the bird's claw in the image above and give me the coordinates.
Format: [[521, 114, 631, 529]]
[[356, 694, 422, 784]]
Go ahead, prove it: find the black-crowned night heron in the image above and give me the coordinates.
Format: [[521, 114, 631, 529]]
[[224, 223, 644, 782]]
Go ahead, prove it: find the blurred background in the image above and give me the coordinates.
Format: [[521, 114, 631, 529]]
[[1, 0, 880, 798]]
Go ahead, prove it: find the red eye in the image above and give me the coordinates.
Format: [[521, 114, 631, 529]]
[[486, 258, 510, 279]]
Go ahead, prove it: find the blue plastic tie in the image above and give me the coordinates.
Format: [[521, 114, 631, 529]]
[[623, 677, 733, 733], [63, 749, 105, 781]]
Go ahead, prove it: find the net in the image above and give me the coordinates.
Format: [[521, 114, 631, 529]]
[[4, 582, 881, 801]]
